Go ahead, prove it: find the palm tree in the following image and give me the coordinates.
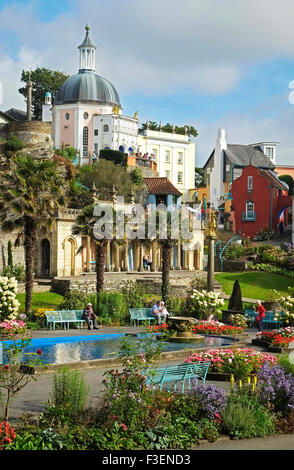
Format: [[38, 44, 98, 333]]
[[0, 155, 68, 313], [72, 204, 107, 298]]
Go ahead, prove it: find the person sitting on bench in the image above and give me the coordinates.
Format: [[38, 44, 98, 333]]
[[82, 303, 99, 330]]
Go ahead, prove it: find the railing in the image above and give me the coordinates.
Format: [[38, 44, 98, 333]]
[[219, 235, 241, 272], [242, 211, 256, 221], [135, 157, 157, 168]]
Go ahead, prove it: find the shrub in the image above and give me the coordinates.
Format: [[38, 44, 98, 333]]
[[96, 291, 128, 325], [227, 314, 247, 328], [253, 229, 273, 242], [117, 280, 145, 308], [44, 366, 89, 423], [228, 280, 243, 312], [1, 264, 25, 282], [59, 291, 89, 310], [278, 354, 294, 376], [4, 136, 24, 152], [0, 276, 20, 321], [222, 391, 275, 439]]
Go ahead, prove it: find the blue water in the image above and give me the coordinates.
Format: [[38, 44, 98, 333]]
[[1, 334, 235, 365]]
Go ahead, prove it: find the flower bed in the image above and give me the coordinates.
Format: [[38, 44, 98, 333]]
[[147, 323, 168, 334], [0, 320, 29, 338], [193, 320, 244, 335], [184, 348, 278, 378], [256, 328, 294, 347]]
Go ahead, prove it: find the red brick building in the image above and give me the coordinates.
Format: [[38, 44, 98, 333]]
[[230, 165, 292, 238]]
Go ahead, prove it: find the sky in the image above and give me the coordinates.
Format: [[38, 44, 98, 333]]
[[1, 0, 294, 166]]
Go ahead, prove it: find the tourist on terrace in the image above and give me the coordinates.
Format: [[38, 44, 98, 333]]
[[255, 300, 265, 332]]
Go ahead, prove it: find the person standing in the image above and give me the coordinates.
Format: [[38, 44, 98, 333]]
[[255, 300, 265, 332], [82, 303, 99, 330]]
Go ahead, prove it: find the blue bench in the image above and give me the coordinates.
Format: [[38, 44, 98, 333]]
[[263, 311, 284, 329], [244, 310, 257, 327], [129, 308, 157, 326], [45, 310, 84, 330], [144, 361, 210, 393]]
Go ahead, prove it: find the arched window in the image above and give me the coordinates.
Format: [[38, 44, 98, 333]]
[[103, 124, 109, 132], [119, 145, 125, 153], [83, 126, 88, 156], [246, 199, 255, 219]]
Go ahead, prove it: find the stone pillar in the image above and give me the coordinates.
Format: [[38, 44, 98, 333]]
[[207, 237, 215, 291], [177, 241, 181, 269], [105, 241, 111, 272], [122, 242, 128, 271], [114, 242, 120, 272], [133, 240, 139, 271], [151, 240, 157, 272], [138, 244, 144, 272], [86, 236, 91, 272]]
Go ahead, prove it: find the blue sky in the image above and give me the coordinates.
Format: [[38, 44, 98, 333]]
[[1, 0, 294, 166]]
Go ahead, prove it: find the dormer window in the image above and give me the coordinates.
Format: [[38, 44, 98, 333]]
[[265, 146, 274, 159]]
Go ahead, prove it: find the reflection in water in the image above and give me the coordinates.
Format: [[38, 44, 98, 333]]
[[10, 334, 235, 365]]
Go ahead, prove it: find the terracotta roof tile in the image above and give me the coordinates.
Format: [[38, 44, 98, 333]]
[[143, 177, 182, 196]]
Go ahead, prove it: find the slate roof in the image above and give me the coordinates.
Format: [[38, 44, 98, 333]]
[[143, 177, 182, 196], [4, 108, 27, 121], [225, 144, 275, 169], [260, 170, 289, 191]]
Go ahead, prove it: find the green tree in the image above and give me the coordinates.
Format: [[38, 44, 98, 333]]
[[19, 67, 69, 120], [278, 174, 294, 196], [0, 155, 68, 313]]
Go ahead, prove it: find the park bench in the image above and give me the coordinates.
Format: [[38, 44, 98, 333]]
[[129, 308, 157, 326], [45, 310, 84, 330], [144, 361, 211, 393], [263, 311, 284, 329], [244, 309, 284, 329]]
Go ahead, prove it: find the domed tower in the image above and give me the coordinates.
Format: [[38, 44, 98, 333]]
[[52, 25, 138, 164]]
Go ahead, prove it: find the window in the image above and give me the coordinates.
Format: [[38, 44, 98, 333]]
[[246, 199, 255, 219], [94, 129, 98, 136], [152, 149, 158, 160], [265, 146, 274, 159], [165, 150, 170, 163], [177, 172, 183, 184], [94, 143, 98, 154], [165, 170, 170, 179], [178, 152, 183, 164], [83, 112, 89, 119], [65, 113, 70, 120], [83, 126, 88, 157], [103, 124, 109, 132], [248, 176, 253, 190]]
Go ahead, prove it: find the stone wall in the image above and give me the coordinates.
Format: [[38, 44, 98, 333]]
[[223, 259, 248, 272], [0, 230, 25, 271], [6, 121, 52, 146]]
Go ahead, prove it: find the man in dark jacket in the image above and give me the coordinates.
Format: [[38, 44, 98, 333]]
[[82, 303, 99, 330]]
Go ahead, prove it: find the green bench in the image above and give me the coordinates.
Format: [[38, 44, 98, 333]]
[[45, 310, 84, 330], [244, 309, 284, 329], [129, 308, 157, 326], [144, 361, 211, 393]]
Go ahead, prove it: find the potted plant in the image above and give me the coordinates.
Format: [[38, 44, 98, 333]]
[[262, 289, 281, 311]]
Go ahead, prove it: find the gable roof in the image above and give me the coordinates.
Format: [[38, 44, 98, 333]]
[[143, 177, 182, 196], [260, 169, 289, 191], [225, 144, 275, 169], [4, 108, 27, 121], [0, 110, 15, 122]]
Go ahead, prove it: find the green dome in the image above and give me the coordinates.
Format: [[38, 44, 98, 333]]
[[54, 70, 121, 107]]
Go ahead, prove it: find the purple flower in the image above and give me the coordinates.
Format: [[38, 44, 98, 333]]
[[257, 362, 294, 414], [192, 383, 226, 419]]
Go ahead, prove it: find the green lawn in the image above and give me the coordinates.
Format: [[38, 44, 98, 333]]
[[16, 292, 64, 312], [215, 272, 294, 300]]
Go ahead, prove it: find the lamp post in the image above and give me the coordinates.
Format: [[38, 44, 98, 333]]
[[206, 202, 217, 292]]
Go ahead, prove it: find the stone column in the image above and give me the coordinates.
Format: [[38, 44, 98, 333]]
[[105, 241, 111, 272], [151, 240, 157, 272], [138, 244, 144, 272], [133, 240, 139, 271], [114, 242, 120, 272], [122, 242, 128, 271], [177, 241, 182, 269], [86, 236, 91, 272], [207, 237, 215, 291]]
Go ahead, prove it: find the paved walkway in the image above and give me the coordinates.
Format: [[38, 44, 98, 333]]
[[2, 326, 294, 450]]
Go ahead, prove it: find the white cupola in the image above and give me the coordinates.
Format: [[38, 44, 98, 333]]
[[78, 24, 97, 72]]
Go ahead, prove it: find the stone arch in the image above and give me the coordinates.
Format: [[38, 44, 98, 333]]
[[62, 236, 78, 276]]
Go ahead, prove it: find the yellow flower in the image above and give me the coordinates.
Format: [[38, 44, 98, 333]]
[[239, 379, 243, 389]]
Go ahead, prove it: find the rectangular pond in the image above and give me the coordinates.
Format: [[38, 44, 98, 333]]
[[1, 334, 236, 365]]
